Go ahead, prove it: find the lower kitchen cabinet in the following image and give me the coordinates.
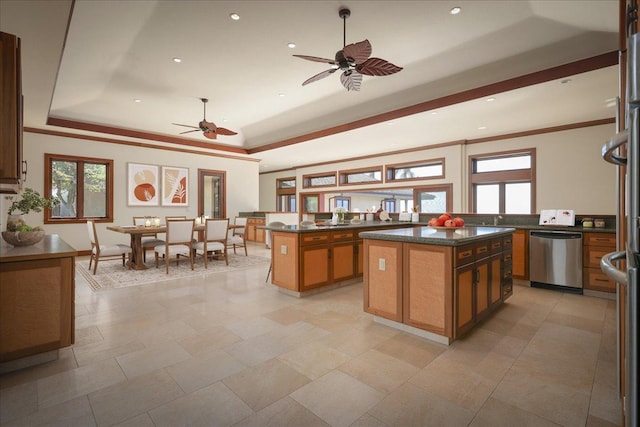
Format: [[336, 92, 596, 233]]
[[512, 229, 528, 280], [583, 232, 616, 293], [246, 218, 266, 243]]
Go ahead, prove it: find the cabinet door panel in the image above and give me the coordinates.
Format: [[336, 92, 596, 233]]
[[455, 266, 474, 337], [332, 242, 354, 282], [363, 240, 402, 321], [301, 246, 330, 290], [490, 256, 502, 308], [476, 261, 490, 320], [512, 229, 528, 280]]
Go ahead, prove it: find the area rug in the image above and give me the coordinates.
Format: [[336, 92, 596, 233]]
[[77, 254, 270, 291]]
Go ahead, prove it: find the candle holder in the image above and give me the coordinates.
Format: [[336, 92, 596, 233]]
[[153, 216, 160, 226], [144, 216, 151, 227]]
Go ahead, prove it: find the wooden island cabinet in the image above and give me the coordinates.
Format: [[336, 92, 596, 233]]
[[361, 226, 514, 344], [0, 235, 76, 365]]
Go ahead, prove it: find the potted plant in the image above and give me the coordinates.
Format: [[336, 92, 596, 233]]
[[2, 188, 60, 246]]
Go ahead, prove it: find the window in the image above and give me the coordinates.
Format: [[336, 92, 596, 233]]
[[469, 150, 535, 214], [276, 177, 296, 212], [339, 166, 383, 185], [386, 158, 445, 182], [329, 196, 350, 211], [302, 172, 337, 188], [413, 184, 453, 213], [45, 154, 114, 223]]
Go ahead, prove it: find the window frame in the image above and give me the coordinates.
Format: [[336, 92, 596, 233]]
[[338, 166, 383, 186], [276, 176, 296, 212], [412, 183, 453, 213], [302, 171, 337, 189], [45, 153, 114, 224], [385, 158, 445, 182], [468, 148, 536, 214]]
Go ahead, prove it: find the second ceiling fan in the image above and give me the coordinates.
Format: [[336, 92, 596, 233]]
[[172, 98, 237, 140], [294, 8, 403, 91]]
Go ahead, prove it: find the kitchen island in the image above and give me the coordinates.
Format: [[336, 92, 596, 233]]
[[360, 226, 514, 344], [264, 221, 412, 296], [0, 234, 76, 369]]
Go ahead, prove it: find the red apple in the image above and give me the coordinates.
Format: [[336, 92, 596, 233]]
[[439, 213, 451, 222], [428, 218, 438, 226], [452, 217, 465, 227], [444, 219, 455, 227], [435, 218, 446, 226]]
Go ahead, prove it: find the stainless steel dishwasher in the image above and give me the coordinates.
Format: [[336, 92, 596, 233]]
[[529, 230, 583, 293]]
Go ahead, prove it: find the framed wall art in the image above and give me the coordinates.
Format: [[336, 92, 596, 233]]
[[127, 163, 159, 206], [162, 166, 189, 206]]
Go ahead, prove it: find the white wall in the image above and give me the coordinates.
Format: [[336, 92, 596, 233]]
[[19, 132, 259, 251], [259, 124, 616, 215]]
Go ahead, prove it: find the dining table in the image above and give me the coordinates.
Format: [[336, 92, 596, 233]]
[[107, 222, 244, 270]]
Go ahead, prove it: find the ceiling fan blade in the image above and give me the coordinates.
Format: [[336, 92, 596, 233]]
[[203, 131, 218, 140], [356, 57, 403, 76], [340, 71, 362, 91], [178, 129, 200, 135], [293, 54, 336, 64], [172, 123, 199, 129], [342, 39, 372, 64], [215, 127, 238, 136], [302, 68, 337, 86]]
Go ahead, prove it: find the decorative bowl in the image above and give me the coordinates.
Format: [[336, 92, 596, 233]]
[[1, 230, 45, 246]]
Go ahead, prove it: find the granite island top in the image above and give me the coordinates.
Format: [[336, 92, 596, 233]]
[[359, 226, 516, 246], [0, 234, 77, 263]]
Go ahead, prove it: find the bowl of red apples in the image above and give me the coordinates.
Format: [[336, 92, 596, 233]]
[[427, 213, 465, 230]]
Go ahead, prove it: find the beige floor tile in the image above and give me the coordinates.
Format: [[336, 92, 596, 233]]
[[115, 341, 191, 379], [338, 349, 418, 393], [225, 316, 282, 340], [291, 370, 385, 427], [305, 310, 362, 332], [72, 338, 146, 367], [231, 396, 329, 427], [319, 322, 399, 357], [589, 360, 622, 426], [469, 396, 560, 426], [552, 293, 608, 321], [137, 319, 199, 347], [374, 332, 446, 368], [0, 381, 38, 424], [586, 414, 624, 427], [165, 347, 247, 393], [263, 307, 312, 325], [349, 414, 390, 427], [177, 325, 243, 356], [88, 369, 184, 426], [73, 325, 104, 347], [148, 381, 253, 426], [525, 322, 601, 366], [368, 382, 475, 426], [113, 412, 156, 427], [279, 341, 351, 380], [223, 358, 310, 411], [2, 396, 96, 427], [506, 351, 595, 391], [544, 310, 605, 334], [0, 347, 78, 390], [37, 358, 126, 408]]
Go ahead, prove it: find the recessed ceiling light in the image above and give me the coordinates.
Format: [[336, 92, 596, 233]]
[[278, 93, 285, 97], [478, 126, 487, 130], [486, 97, 496, 102], [172, 57, 182, 63], [431, 111, 438, 115], [287, 42, 296, 49], [134, 98, 142, 103], [387, 122, 394, 126], [561, 79, 571, 84], [229, 13, 240, 20], [450, 6, 461, 15]]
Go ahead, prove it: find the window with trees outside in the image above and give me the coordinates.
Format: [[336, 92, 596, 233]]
[[386, 158, 445, 182], [276, 177, 296, 212], [45, 154, 114, 223], [469, 149, 535, 214]]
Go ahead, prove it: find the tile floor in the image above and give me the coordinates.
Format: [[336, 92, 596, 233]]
[[0, 242, 622, 426]]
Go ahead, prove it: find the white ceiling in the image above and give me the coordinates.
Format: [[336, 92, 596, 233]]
[[0, 0, 620, 172]]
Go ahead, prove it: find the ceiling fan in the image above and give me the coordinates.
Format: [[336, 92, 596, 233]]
[[172, 98, 237, 140], [293, 8, 403, 91]]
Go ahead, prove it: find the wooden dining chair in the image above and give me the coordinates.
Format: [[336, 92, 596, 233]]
[[133, 216, 165, 262], [86, 220, 132, 274], [227, 216, 248, 256], [154, 218, 195, 274], [265, 221, 286, 282], [195, 218, 229, 268]]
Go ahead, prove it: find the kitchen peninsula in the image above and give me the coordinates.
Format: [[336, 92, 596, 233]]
[[360, 226, 514, 345], [265, 221, 410, 296]]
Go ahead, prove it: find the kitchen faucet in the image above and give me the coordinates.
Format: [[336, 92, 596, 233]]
[[494, 215, 503, 226]]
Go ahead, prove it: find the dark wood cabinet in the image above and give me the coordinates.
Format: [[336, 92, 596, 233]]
[[0, 31, 23, 185]]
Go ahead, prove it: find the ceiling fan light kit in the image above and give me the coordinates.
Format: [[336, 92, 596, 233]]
[[294, 8, 403, 91], [172, 98, 237, 140]]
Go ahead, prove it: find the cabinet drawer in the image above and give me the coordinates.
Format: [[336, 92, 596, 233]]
[[300, 233, 330, 246], [331, 230, 355, 242], [583, 246, 614, 268], [503, 235, 513, 250], [583, 268, 616, 293], [455, 244, 475, 267], [584, 233, 615, 247], [490, 238, 503, 255], [475, 241, 490, 260]]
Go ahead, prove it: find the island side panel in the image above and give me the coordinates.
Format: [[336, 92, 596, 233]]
[[403, 243, 453, 338], [271, 232, 299, 291], [363, 239, 402, 321]]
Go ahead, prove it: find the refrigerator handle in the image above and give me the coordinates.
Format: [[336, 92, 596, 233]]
[[600, 250, 627, 285], [602, 130, 628, 166]]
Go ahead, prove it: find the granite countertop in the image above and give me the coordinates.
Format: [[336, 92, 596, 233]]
[[359, 226, 516, 246], [0, 234, 77, 262], [262, 221, 405, 233]]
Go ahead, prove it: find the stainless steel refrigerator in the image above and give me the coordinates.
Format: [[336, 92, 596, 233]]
[[601, 23, 639, 427]]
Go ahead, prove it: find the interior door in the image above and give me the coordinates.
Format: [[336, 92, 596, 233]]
[[198, 169, 225, 219]]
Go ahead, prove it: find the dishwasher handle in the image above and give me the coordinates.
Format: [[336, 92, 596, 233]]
[[530, 231, 582, 239], [600, 250, 627, 285]]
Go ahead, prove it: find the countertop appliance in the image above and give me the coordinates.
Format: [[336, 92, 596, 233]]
[[600, 19, 639, 426], [529, 230, 583, 293]]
